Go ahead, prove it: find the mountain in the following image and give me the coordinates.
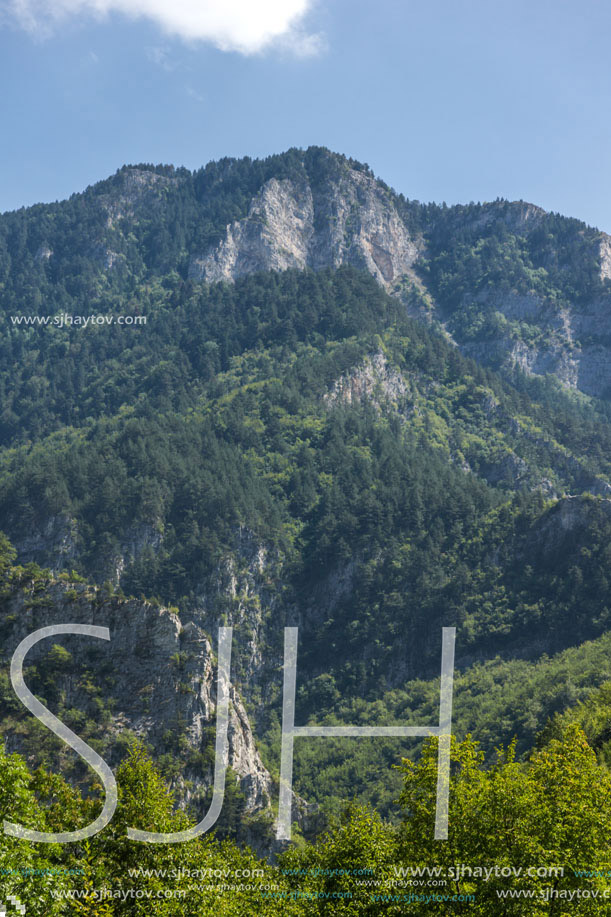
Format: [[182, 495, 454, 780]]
[[186, 164, 611, 399], [2, 146, 611, 411], [2, 147, 611, 838]]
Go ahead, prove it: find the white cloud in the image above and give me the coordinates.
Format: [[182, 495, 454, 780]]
[[6, 0, 319, 55]]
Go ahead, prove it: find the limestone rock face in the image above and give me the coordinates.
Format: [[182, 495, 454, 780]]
[[8, 152, 611, 398], [600, 235, 611, 282], [1, 581, 273, 815], [189, 170, 423, 292], [459, 286, 611, 397], [184, 161, 611, 400], [14, 514, 79, 571], [325, 351, 409, 408], [190, 178, 315, 282], [12, 518, 164, 586]]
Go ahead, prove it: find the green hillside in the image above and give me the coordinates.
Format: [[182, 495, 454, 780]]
[[2, 149, 611, 870]]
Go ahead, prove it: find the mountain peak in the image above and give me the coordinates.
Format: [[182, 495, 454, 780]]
[[2, 148, 611, 397]]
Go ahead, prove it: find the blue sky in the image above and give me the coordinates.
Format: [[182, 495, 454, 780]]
[[1, 0, 610, 231]]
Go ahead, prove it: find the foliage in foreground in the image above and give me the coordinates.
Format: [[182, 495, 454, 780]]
[[2, 718, 611, 914]]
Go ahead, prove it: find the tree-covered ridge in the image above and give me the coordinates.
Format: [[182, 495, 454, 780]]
[[287, 627, 611, 820], [2, 145, 610, 402], [0, 266, 406, 444], [1, 271, 610, 654], [421, 199, 608, 310], [0, 147, 376, 316], [3, 270, 611, 828]]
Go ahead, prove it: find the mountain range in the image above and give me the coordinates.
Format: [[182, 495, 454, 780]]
[[2, 146, 611, 844]]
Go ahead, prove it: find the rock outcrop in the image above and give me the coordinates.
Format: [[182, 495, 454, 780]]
[[324, 351, 409, 409], [0, 579, 273, 816], [188, 170, 424, 293], [180, 155, 611, 400]]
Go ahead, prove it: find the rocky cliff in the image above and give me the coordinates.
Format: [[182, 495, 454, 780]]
[[0, 574, 273, 824], [188, 170, 423, 293], [178, 153, 611, 399], [4, 148, 611, 398]]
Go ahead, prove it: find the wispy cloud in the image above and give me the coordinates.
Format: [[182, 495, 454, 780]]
[[146, 44, 176, 70], [185, 83, 204, 103], [6, 0, 320, 55]]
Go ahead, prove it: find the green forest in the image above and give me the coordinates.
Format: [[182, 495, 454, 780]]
[[2, 148, 611, 913], [1, 658, 611, 915]]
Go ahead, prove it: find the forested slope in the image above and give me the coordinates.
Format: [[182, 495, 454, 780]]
[[2, 149, 611, 846]]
